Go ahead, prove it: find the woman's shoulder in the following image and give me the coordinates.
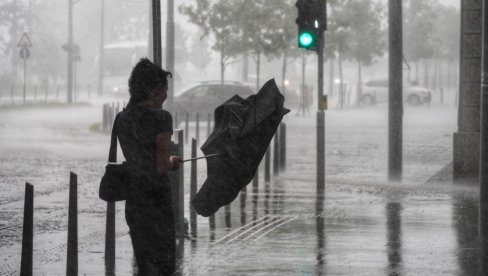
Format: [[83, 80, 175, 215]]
[[146, 107, 172, 121]]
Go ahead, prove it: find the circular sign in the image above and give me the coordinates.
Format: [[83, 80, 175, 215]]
[[19, 47, 30, 60]]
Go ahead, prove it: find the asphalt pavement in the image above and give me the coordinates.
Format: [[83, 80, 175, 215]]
[[0, 103, 475, 276]]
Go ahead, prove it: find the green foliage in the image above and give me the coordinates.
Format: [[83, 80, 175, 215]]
[[432, 4, 459, 61], [404, 0, 439, 62], [179, 0, 244, 61], [189, 32, 212, 71], [343, 0, 386, 66], [325, 0, 386, 63], [105, 0, 149, 42]]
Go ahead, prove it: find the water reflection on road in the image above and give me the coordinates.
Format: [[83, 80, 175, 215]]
[[175, 179, 482, 275]]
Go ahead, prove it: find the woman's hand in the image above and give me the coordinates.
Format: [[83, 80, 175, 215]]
[[170, 156, 183, 170]]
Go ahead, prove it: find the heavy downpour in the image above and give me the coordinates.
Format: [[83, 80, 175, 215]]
[[0, 0, 483, 275]]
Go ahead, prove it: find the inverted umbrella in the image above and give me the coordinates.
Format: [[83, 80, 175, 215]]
[[191, 79, 290, 217]]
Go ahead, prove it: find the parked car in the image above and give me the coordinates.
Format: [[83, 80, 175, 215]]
[[361, 79, 431, 106], [174, 81, 254, 116]]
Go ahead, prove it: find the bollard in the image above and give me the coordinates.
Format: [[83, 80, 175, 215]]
[[207, 113, 211, 139], [44, 84, 48, 103], [20, 183, 34, 276], [240, 187, 247, 226], [209, 214, 216, 230], [105, 201, 115, 275], [185, 112, 189, 144], [265, 147, 271, 182], [177, 130, 185, 236], [66, 172, 78, 276], [279, 123, 286, 171], [102, 104, 108, 132], [190, 138, 197, 237], [196, 113, 200, 146], [174, 112, 178, 129], [225, 204, 231, 228], [253, 169, 259, 192], [168, 140, 183, 237], [109, 104, 115, 130], [111, 102, 115, 124], [273, 132, 280, 176]]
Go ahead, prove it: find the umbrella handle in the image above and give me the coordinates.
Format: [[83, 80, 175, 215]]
[[182, 153, 219, 163]]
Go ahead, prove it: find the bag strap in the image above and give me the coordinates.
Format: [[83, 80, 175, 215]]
[[108, 114, 119, 163]]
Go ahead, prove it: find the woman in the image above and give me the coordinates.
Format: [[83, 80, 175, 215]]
[[115, 58, 182, 275]]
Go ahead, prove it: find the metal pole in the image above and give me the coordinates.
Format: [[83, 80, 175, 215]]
[[105, 202, 115, 275], [151, 0, 162, 66], [265, 146, 271, 182], [67, 0, 73, 103], [196, 112, 200, 145], [317, 23, 325, 194], [190, 138, 197, 237], [97, 0, 105, 97], [279, 123, 287, 171], [177, 130, 185, 236], [479, 0, 488, 273], [20, 183, 33, 276], [66, 172, 78, 276], [185, 112, 189, 143], [23, 57, 26, 105], [388, 0, 403, 182], [273, 134, 279, 176], [166, 0, 175, 111]]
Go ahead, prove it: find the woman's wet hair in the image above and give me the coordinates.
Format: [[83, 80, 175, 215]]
[[127, 57, 172, 108]]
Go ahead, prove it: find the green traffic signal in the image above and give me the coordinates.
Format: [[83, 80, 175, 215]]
[[299, 31, 314, 48]]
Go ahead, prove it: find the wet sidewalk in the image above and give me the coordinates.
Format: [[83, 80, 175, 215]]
[[1, 104, 475, 275]]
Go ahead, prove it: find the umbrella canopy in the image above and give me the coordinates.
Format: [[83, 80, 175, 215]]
[[191, 79, 290, 217]]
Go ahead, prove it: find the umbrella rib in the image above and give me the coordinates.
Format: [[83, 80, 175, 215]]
[[182, 153, 219, 162]]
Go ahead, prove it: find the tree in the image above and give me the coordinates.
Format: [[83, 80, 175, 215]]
[[432, 4, 459, 92], [404, 0, 438, 86], [179, 0, 245, 89], [342, 0, 386, 105], [188, 32, 212, 75], [260, 0, 300, 96], [324, 0, 353, 109], [0, 0, 28, 89]]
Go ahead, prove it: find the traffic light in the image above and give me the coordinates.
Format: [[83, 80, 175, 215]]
[[296, 0, 326, 51]]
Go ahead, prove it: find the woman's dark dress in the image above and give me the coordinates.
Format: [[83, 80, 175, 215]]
[[115, 105, 175, 275]]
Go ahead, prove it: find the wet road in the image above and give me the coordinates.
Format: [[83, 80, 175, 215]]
[[177, 177, 478, 276], [1, 103, 478, 275]]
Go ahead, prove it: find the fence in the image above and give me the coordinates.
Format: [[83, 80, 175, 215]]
[[12, 107, 287, 274]]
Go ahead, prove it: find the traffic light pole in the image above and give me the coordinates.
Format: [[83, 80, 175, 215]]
[[316, 28, 325, 194], [388, 0, 403, 182], [479, 0, 488, 273]]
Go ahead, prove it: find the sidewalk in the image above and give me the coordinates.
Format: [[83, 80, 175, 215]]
[[0, 103, 469, 275]]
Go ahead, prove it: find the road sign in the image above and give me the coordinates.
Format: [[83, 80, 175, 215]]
[[19, 47, 30, 60], [17, 33, 32, 48]]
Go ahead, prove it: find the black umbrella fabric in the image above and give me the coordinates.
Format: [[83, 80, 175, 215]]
[[191, 79, 290, 217]]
